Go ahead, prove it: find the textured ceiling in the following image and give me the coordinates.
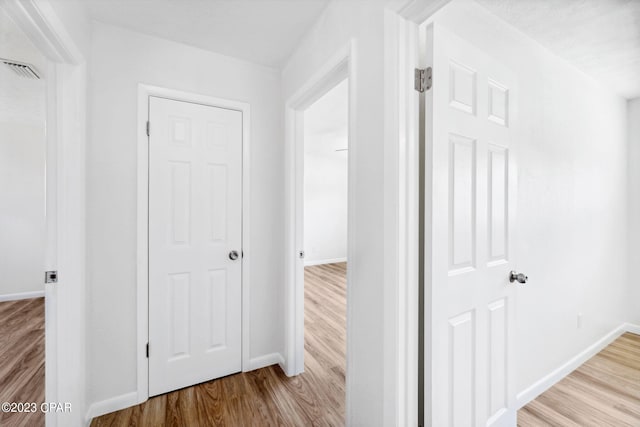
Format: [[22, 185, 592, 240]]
[[476, 0, 640, 99], [86, 0, 330, 68], [0, 8, 46, 126]]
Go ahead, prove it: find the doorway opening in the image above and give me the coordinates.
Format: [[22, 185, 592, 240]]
[[284, 41, 354, 423], [0, 8, 47, 426], [301, 78, 349, 422]]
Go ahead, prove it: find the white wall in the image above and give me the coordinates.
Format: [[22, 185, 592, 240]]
[[283, 2, 388, 425], [87, 22, 284, 406], [432, 0, 630, 399], [0, 9, 46, 297], [0, 122, 45, 296], [304, 80, 348, 265], [304, 148, 348, 264], [628, 97, 640, 324]]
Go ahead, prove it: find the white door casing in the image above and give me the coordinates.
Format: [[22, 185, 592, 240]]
[[424, 23, 518, 426], [148, 96, 243, 396]]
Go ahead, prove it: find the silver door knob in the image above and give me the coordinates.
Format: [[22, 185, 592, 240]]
[[509, 271, 527, 284], [229, 250, 239, 261]]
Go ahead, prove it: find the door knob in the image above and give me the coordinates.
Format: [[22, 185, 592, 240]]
[[509, 271, 527, 284], [229, 250, 239, 261]]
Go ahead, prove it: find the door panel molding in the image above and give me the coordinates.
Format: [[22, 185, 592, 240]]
[[136, 84, 250, 404], [424, 22, 519, 427]]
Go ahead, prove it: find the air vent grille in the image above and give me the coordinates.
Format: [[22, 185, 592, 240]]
[[1, 58, 40, 79]]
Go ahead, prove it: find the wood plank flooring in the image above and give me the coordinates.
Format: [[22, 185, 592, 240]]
[[0, 297, 45, 427], [518, 332, 640, 426], [91, 262, 346, 427]]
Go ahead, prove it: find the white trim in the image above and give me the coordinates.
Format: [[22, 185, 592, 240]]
[[136, 84, 251, 405], [135, 87, 149, 404], [516, 324, 628, 408], [0, 291, 45, 302], [284, 40, 353, 375], [383, 11, 401, 426], [395, 0, 452, 23], [53, 60, 88, 427], [43, 59, 60, 427], [382, 9, 422, 427], [84, 391, 138, 426], [624, 323, 640, 335], [304, 257, 347, 267], [1, 0, 83, 64], [382, 2, 451, 426], [248, 353, 285, 371]]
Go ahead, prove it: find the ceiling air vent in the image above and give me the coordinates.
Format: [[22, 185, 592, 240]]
[[1, 58, 40, 79]]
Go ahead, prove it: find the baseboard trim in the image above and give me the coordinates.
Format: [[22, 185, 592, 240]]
[[304, 257, 347, 267], [0, 290, 44, 302], [516, 324, 627, 409], [86, 353, 285, 425], [248, 352, 285, 371], [624, 323, 640, 335], [85, 391, 138, 425]]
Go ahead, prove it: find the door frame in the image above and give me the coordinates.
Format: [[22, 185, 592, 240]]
[[283, 41, 353, 383], [136, 84, 251, 403], [1, 1, 88, 426], [384, 1, 452, 425]]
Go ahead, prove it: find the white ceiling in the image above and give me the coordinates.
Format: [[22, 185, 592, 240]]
[[304, 79, 349, 154], [476, 0, 640, 99], [0, 8, 46, 126], [86, 0, 330, 68]]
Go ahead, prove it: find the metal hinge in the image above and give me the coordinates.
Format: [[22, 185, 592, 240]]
[[414, 67, 432, 93], [45, 270, 58, 284], [146, 121, 150, 136], [146, 343, 149, 358]]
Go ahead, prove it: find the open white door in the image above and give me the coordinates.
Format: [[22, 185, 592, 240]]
[[148, 96, 243, 396], [424, 23, 519, 426]]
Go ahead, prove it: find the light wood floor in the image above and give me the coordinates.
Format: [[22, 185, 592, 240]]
[[0, 297, 45, 427], [91, 262, 346, 426], [518, 332, 640, 426]]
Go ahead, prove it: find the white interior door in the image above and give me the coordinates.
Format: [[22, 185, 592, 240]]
[[424, 23, 519, 426], [148, 96, 243, 396]]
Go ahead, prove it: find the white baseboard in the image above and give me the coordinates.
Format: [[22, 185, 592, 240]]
[[624, 323, 640, 335], [516, 324, 627, 408], [85, 353, 285, 425], [85, 391, 138, 425], [248, 352, 285, 371], [304, 257, 347, 267], [0, 290, 44, 302]]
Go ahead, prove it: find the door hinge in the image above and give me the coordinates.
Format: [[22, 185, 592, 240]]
[[146, 121, 150, 137], [414, 67, 432, 93], [45, 270, 58, 284], [146, 343, 149, 358]]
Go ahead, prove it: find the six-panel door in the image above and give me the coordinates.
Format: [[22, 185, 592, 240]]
[[426, 23, 518, 427], [148, 96, 243, 396]]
